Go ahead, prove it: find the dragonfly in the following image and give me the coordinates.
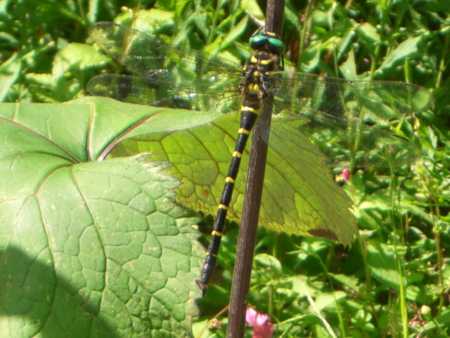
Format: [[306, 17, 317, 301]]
[[87, 22, 431, 292]]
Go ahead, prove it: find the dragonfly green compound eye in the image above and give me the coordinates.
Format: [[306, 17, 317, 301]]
[[249, 33, 268, 48], [267, 37, 285, 53], [249, 32, 285, 54]]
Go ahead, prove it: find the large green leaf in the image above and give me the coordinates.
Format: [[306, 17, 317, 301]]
[[0, 97, 218, 337], [114, 108, 357, 245]]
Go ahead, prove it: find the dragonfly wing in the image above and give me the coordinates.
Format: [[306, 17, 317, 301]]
[[261, 118, 357, 243], [88, 22, 244, 111], [270, 72, 433, 172], [87, 73, 242, 114], [88, 22, 243, 80], [272, 72, 431, 121]]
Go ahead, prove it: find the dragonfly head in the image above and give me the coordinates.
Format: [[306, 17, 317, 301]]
[[249, 31, 285, 70], [249, 31, 285, 55]]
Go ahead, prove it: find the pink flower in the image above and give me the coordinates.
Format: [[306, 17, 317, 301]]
[[342, 168, 351, 182], [245, 307, 274, 338], [335, 167, 351, 185]]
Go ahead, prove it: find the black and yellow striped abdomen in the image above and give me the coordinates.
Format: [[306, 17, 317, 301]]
[[197, 105, 259, 290], [197, 47, 281, 292]]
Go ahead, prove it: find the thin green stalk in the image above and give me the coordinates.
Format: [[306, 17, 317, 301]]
[[349, 107, 364, 172], [369, 44, 380, 79], [388, 162, 408, 338], [418, 167, 445, 310], [304, 288, 338, 338], [206, 1, 220, 44], [309, 249, 347, 337], [397, 250, 408, 338], [268, 280, 274, 316], [356, 230, 380, 334], [277, 323, 295, 338], [77, 0, 85, 20], [278, 314, 308, 326], [334, 300, 347, 338], [392, 4, 406, 33], [268, 235, 279, 317], [298, 0, 315, 68], [435, 36, 448, 89], [403, 57, 412, 84], [357, 231, 372, 292], [230, 0, 240, 31], [429, 194, 444, 310]]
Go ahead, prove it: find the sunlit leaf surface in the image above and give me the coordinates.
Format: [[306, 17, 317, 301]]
[[0, 98, 212, 337]]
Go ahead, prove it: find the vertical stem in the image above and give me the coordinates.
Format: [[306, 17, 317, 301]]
[[77, 0, 85, 20], [227, 97, 274, 338], [388, 162, 408, 338], [298, 0, 315, 68], [398, 252, 408, 338], [432, 202, 444, 310], [227, 1, 284, 337], [435, 36, 448, 89]]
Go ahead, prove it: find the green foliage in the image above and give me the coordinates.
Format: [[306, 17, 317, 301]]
[[0, 0, 449, 337], [0, 97, 216, 336]]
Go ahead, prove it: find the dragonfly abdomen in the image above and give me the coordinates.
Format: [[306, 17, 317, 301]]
[[197, 105, 259, 291], [197, 34, 283, 293]]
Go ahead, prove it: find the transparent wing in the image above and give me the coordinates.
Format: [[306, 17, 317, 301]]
[[270, 72, 433, 175], [87, 22, 244, 111], [88, 21, 243, 82], [87, 73, 242, 114], [272, 72, 430, 122]]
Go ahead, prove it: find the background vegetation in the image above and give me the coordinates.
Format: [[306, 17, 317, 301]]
[[0, 0, 448, 337]]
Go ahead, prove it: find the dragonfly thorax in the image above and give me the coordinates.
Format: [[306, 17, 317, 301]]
[[241, 50, 281, 112]]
